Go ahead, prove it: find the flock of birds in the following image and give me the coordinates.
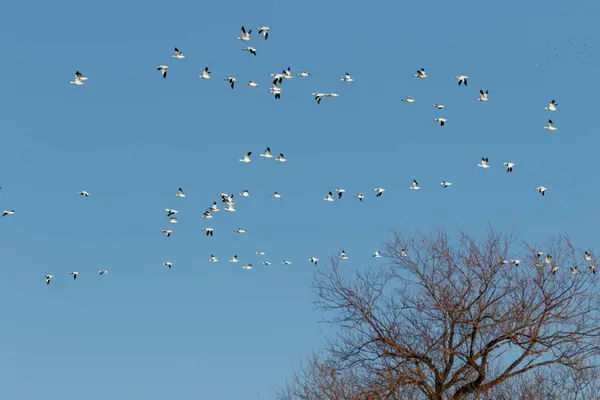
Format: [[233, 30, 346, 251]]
[[3, 25, 582, 285]]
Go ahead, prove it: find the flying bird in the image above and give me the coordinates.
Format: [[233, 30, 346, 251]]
[[503, 162, 515, 173], [240, 190, 250, 197], [225, 77, 236, 89], [1, 209, 15, 217], [373, 251, 382, 258], [585, 251, 592, 261], [414, 68, 428, 78], [237, 26, 252, 41], [257, 26, 270, 40], [441, 181, 453, 188], [434, 118, 447, 126], [234, 228, 246, 234], [276, 153, 287, 162], [536, 186, 548, 196], [172, 47, 185, 59], [77, 191, 90, 197], [176, 188, 186, 198], [242, 264, 253, 270], [242, 47, 257, 56], [70, 272, 79, 280], [312, 92, 339, 104], [324, 191, 334, 202], [335, 188, 345, 199], [165, 209, 179, 217], [199, 67, 211, 80], [269, 79, 282, 99], [543, 119, 557, 131], [477, 90, 489, 101], [355, 193, 364, 201], [401, 97, 416, 103], [342, 72, 354, 82], [340, 250, 349, 260], [209, 255, 218, 263], [239, 152, 252, 163], [156, 65, 168, 79], [410, 180, 420, 190], [245, 80, 259, 87], [45, 275, 54, 285], [309, 257, 319, 265], [162, 261, 172, 269], [98, 269, 108, 275], [433, 104, 445, 109], [202, 228, 214, 237], [271, 192, 282, 199], [456, 75, 468, 86], [297, 71, 311, 77], [70, 71, 88, 86], [229, 255, 239, 263], [545, 100, 558, 112], [260, 147, 273, 158], [255, 251, 265, 256], [282, 260, 292, 265], [477, 157, 490, 168], [161, 229, 172, 237], [374, 188, 385, 197], [168, 217, 177, 224]]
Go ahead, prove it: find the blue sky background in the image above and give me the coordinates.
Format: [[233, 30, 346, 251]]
[[1, 0, 599, 398]]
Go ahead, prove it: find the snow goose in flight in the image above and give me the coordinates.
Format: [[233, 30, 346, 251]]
[[335, 188, 345, 199], [98, 269, 108, 275], [271, 192, 282, 199], [156, 65, 168, 79], [172, 47, 185, 59], [269, 79, 282, 99], [176, 188, 186, 198], [234, 228, 246, 234], [282, 67, 293, 79], [70, 71, 87, 86], [240, 190, 250, 197], [342, 72, 354, 82], [535, 186, 547, 196], [168, 217, 178, 224], [441, 181, 453, 188], [242, 264, 252, 270], [545, 254, 552, 264], [373, 251, 382, 258], [199, 67, 211, 80], [312, 92, 339, 104], [589, 265, 596, 274], [161, 229, 172, 237], [510, 259, 521, 266], [324, 191, 334, 202], [202, 228, 214, 237], [401, 249, 408, 257], [433, 103, 445, 109], [551, 265, 559, 275], [339, 250, 349, 260], [477, 90, 489, 101], [260, 147, 273, 158], [242, 47, 257, 56], [374, 188, 385, 197], [162, 261, 172, 269], [503, 162, 515, 173], [201, 210, 213, 219], [276, 153, 287, 162], [245, 80, 259, 87], [570, 266, 578, 275], [263, 261, 272, 266], [165, 209, 179, 217], [297, 71, 310, 77], [401, 97, 415, 103], [355, 193, 364, 201], [1, 209, 15, 217], [225, 77, 236, 89], [257, 26, 270, 39], [414, 68, 428, 79], [78, 191, 90, 197], [309, 257, 319, 265], [239, 152, 252, 163], [209, 255, 218, 263], [545, 100, 558, 112], [70, 272, 79, 280], [229, 255, 239, 263], [456, 75, 468, 86], [543, 119, 557, 131], [255, 251, 265, 256], [434, 118, 447, 126], [45, 275, 54, 285], [237, 26, 252, 41], [477, 157, 490, 168], [584, 251, 592, 261], [225, 203, 236, 212], [409, 180, 420, 190], [282, 260, 293, 265], [209, 202, 219, 212]]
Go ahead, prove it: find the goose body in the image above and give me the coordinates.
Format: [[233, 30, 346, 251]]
[[199, 67, 211, 79], [237, 26, 252, 41], [172, 47, 185, 59], [156, 65, 168, 79]]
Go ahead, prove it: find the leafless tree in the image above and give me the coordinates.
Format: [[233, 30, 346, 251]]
[[279, 229, 600, 399]]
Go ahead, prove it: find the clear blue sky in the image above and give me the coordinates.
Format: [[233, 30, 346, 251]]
[[1, 0, 599, 398]]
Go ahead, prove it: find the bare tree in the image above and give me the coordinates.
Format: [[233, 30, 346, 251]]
[[279, 229, 600, 399]]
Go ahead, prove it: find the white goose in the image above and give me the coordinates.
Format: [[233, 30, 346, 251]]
[[309, 257, 319, 265], [456, 75, 468, 86], [237, 26, 251, 41], [242, 264, 253, 270], [335, 188, 346, 199], [535, 186, 547, 196], [70, 272, 79, 280], [225, 203, 236, 212], [156, 65, 168, 79], [45, 275, 54, 285], [199, 67, 211, 80], [240, 190, 250, 197], [162, 261, 173, 269], [355, 193, 364, 201], [168, 217, 178, 224], [340, 250, 349, 260], [374, 188, 385, 197], [282, 260, 292, 265], [543, 119, 557, 131], [260, 147, 273, 158], [373, 251, 382, 258], [441, 181, 453, 188], [234, 228, 246, 234], [269, 79, 282, 99], [172, 47, 185, 59], [433, 104, 445, 109], [229, 255, 239, 263], [98, 269, 108, 275], [414, 68, 428, 79], [70, 71, 88, 86], [165, 209, 179, 216], [271, 192, 282, 199], [401, 97, 416, 103], [78, 191, 90, 197], [225, 76, 236, 89], [245, 80, 259, 87], [242, 47, 257, 56], [585, 251, 592, 261], [239, 152, 252, 163], [1, 209, 15, 217], [176, 188, 186, 198], [161, 229, 172, 237], [410, 180, 420, 190], [503, 162, 515, 173], [297, 71, 311, 77], [477, 89, 489, 101], [434, 118, 447, 126], [324, 191, 334, 202], [255, 251, 265, 256], [342, 72, 354, 82], [257, 26, 270, 40], [202, 228, 214, 237], [477, 157, 490, 168], [276, 153, 287, 162], [209, 255, 218, 263], [545, 100, 558, 112]]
